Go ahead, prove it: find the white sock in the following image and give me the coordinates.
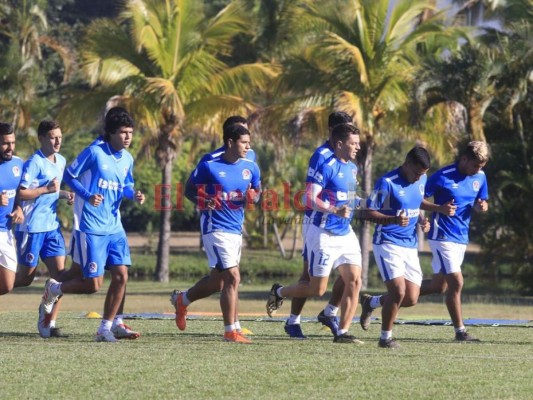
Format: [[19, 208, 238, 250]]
[[49, 320, 56, 329], [234, 321, 242, 332], [98, 319, 113, 333], [276, 287, 284, 298], [288, 314, 301, 325], [455, 326, 466, 333], [370, 295, 383, 309], [380, 330, 392, 340], [324, 304, 339, 317], [112, 316, 123, 328], [224, 324, 235, 333], [337, 328, 348, 336], [182, 291, 191, 306]]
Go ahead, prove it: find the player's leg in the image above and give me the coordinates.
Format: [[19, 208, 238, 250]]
[[284, 260, 310, 339], [333, 263, 363, 343], [13, 231, 41, 288]]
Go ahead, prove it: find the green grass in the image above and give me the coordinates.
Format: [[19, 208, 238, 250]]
[[1, 282, 533, 399]]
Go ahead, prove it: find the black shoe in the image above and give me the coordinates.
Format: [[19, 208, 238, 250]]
[[317, 310, 339, 336], [284, 321, 307, 339], [266, 284, 284, 317], [333, 333, 364, 344], [455, 330, 480, 342], [50, 327, 68, 338], [378, 338, 400, 349], [359, 294, 374, 331]]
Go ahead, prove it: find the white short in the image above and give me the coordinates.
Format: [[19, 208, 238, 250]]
[[429, 240, 467, 275], [202, 231, 242, 270], [373, 243, 422, 286], [306, 224, 361, 278], [0, 230, 17, 272]]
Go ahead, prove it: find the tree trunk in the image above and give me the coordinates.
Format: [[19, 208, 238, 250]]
[[468, 100, 488, 142], [154, 159, 173, 282], [360, 137, 375, 290]]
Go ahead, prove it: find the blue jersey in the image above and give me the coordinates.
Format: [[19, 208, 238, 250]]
[[66, 142, 134, 235], [17, 151, 66, 233], [0, 156, 23, 231], [305, 141, 334, 218], [425, 163, 488, 244], [307, 155, 358, 235], [190, 157, 261, 235], [199, 146, 256, 163], [368, 167, 427, 248]]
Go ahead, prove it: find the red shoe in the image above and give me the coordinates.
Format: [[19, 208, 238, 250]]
[[170, 290, 188, 330], [112, 323, 141, 339], [223, 330, 252, 344]]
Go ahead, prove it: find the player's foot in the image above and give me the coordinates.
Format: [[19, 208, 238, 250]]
[[170, 289, 188, 331], [333, 333, 364, 344], [284, 321, 307, 339], [37, 304, 51, 338], [359, 293, 374, 331], [223, 330, 252, 344], [112, 323, 141, 339], [50, 327, 68, 338], [41, 279, 60, 314], [317, 310, 339, 336], [378, 338, 400, 349], [95, 330, 118, 343], [455, 330, 480, 342], [266, 284, 284, 317]]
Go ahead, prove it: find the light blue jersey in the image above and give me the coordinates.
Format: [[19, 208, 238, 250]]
[[307, 155, 358, 236], [17, 151, 66, 233], [189, 157, 261, 235], [368, 167, 427, 248], [200, 146, 256, 163], [66, 142, 134, 235], [0, 156, 23, 231], [305, 141, 334, 217], [425, 164, 488, 244]]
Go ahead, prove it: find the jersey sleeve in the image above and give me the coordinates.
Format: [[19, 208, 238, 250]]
[[250, 162, 261, 190], [19, 157, 39, 189], [424, 171, 440, 198], [477, 174, 489, 200], [67, 146, 95, 178], [367, 177, 390, 210], [308, 158, 332, 188]]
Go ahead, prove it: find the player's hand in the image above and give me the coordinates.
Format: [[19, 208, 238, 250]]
[[0, 191, 8, 207], [419, 217, 430, 233], [247, 186, 261, 204], [205, 197, 222, 210], [396, 210, 409, 226], [440, 199, 457, 216], [46, 178, 60, 193], [9, 206, 24, 224], [66, 192, 75, 205], [135, 190, 145, 205], [475, 199, 488, 212], [89, 194, 104, 207], [334, 204, 352, 218]]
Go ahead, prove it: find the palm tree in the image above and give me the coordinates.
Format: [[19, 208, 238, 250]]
[[274, 0, 452, 287], [66, 0, 278, 281]]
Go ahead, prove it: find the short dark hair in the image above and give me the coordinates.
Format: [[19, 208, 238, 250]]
[[331, 123, 359, 143], [405, 146, 431, 169], [104, 113, 135, 137], [37, 120, 60, 137], [0, 122, 14, 136], [223, 115, 248, 130], [328, 111, 353, 128], [105, 106, 129, 122], [223, 124, 250, 146]]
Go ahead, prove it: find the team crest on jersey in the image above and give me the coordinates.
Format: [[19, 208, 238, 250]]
[[242, 169, 251, 180], [12, 166, 20, 177], [472, 180, 480, 191], [88, 262, 98, 274], [419, 184, 425, 195], [25, 253, 35, 263]]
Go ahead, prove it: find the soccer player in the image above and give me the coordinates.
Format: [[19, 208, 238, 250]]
[[359, 146, 431, 349], [172, 116, 255, 336], [13, 120, 74, 337], [417, 141, 490, 341], [172, 123, 261, 343], [38, 112, 145, 342], [283, 111, 354, 339], [266, 124, 365, 344], [0, 123, 24, 295]]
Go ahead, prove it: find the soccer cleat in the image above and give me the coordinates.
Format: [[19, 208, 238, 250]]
[[95, 330, 118, 343], [317, 310, 339, 336], [170, 289, 188, 331], [50, 327, 68, 338], [266, 284, 284, 317], [37, 304, 51, 338], [333, 333, 364, 344], [223, 330, 252, 344], [359, 293, 375, 331], [41, 278, 60, 314], [455, 330, 480, 342], [112, 323, 141, 340], [378, 338, 400, 349], [284, 321, 307, 339]]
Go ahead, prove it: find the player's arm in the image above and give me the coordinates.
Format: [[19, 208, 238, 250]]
[[306, 182, 351, 217], [420, 198, 456, 216], [19, 178, 60, 200], [355, 208, 408, 226], [9, 188, 24, 224]]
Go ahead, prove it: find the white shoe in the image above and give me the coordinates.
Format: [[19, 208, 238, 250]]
[[41, 279, 60, 314], [111, 324, 140, 339], [95, 330, 118, 343], [37, 304, 51, 338]]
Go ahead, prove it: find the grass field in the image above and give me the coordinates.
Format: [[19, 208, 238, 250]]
[[1, 281, 532, 400]]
